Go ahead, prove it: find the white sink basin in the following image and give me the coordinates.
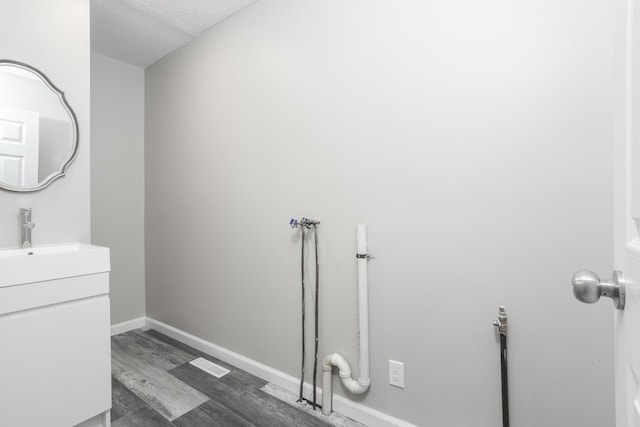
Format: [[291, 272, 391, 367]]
[[0, 242, 110, 287]]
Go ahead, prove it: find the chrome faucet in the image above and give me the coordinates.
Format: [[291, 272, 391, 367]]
[[20, 208, 35, 248]]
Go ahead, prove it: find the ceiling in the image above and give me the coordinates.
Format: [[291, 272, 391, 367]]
[[91, 0, 257, 68]]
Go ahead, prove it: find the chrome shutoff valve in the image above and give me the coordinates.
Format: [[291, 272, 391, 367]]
[[493, 306, 508, 336]]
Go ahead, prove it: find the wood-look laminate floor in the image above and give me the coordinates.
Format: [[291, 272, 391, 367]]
[[111, 329, 333, 427]]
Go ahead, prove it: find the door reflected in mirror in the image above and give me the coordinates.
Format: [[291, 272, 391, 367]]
[[0, 60, 78, 192]]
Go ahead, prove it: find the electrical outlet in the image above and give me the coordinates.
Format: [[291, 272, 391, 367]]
[[389, 360, 405, 388]]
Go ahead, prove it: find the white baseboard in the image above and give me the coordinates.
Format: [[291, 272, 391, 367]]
[[145, 317, 416, 427], [110, 316, 146, 336]]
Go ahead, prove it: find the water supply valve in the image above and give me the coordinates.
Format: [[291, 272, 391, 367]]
[[289, 218, 320, 229], [493, 306, 508, 336]]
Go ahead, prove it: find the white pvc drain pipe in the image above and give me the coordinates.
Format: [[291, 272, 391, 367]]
[[322, 224, 371, 415]]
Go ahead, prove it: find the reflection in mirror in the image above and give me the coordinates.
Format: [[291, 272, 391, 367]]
[[0, 60, 78, 192]]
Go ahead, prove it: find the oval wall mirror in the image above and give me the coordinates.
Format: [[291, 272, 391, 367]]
[[0, 60, 79, 192]]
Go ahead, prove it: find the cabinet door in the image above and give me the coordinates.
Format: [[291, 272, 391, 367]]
[[0, 296, 111, 427]]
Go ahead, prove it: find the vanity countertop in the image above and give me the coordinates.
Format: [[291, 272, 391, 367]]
[[0, 242, 110, 288]]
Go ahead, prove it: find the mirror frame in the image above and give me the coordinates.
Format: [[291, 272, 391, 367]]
[[0, 59, 79, 192]]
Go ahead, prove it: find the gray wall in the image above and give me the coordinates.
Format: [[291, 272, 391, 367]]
[[91, 53, 146, 325], [145, 1, 615, 425], [0, 0, 90, 247]]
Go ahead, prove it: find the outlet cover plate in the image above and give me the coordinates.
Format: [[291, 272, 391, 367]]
[[389, 360, 405, 388]]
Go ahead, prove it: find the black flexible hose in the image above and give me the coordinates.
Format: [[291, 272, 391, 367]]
[[500, 334, 509, 427], [312, 225, 319, 409], [298, 227, 306, 402]]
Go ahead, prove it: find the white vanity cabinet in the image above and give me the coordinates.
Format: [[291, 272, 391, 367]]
[[0, 243, 111, 427]]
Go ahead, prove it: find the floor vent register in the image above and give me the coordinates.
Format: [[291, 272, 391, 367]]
[[189, 357, 231, 378]]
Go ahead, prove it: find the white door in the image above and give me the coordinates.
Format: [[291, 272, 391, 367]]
[[615, 0, 640, 425], [0, 107, 39, 187], [574, 1, 640, 425]]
